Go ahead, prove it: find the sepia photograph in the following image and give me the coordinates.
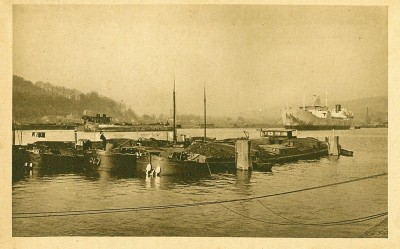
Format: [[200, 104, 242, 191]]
[[2, 0, 399, 248]]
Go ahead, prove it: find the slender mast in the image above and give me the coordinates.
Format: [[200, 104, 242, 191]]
[[173, 76, 177, 143], [203, 84, 206, 142], [325, 87, 328, 107]]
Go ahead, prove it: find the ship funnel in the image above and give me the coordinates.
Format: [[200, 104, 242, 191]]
[[335, 104, 341, 112]]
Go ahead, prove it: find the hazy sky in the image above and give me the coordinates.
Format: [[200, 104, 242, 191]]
[[13, 5, 387, 116]]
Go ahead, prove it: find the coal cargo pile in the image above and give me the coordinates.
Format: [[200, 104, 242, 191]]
[[249, 138, 274, 157], [185, 142, 235, 158], [291, 138, 327, 149], [34, 141, 75, 149], [106, 138, 135, 147], [250, 138, 271, 149]]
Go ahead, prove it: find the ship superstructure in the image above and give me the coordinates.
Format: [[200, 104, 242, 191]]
[[282, 95, 353, 130]]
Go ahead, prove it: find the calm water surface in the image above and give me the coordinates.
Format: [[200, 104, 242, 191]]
[[12, 128, 387, 237]]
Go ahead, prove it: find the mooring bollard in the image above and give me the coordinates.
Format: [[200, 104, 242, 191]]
[[327, 136, 341, 156], [235, 139, 252, 170]]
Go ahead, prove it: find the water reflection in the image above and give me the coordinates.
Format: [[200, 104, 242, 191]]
[[233, 170, 253, 196], [12, 129, 388, 237], [12, 164, 139, 183], [14, 163, 259, 191], [154, 175, 161, 189], [235, 170, 252, 184], [143, 175, 161, 189]]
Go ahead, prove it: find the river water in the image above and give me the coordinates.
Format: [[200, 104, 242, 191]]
[[12, 128, 387, 237]]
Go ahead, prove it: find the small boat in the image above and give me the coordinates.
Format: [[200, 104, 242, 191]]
[[12, 145, 31, 177], [252, 128, 329, 169], [14, 141, 98, 174], [251, 161, 273, 172], [340, 148, 354, 157], [39, 151, 94, 172], [39, 147, 98, 173]]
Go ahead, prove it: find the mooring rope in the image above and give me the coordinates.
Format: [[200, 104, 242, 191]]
[[13, 172, 387, 219], [206, 162, 213, 176], [255, 199, 387, 226], [257, 199, 305, 225], [219, 203, 387, 226]]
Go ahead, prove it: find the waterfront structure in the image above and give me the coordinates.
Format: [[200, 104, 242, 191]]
[[82, 114, 112, 124]]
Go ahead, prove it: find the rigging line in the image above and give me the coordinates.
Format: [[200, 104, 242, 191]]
[[38, 195, 202, 219], [14, 203, 201, 218], [317, 213, 388, 226], [13, 172, 387, 218], [257, 199, 304, 225], [274, 117, 282, 125], [206, 162, 213, 176], [221, 203, 387, 227], [219, 203, 292, 225], [257, 199, 388, 226]]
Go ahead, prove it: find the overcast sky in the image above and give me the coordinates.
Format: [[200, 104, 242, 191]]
[[13, 5, 387, 116]]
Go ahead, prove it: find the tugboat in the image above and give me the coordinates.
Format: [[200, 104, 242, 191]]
[[251, 128, 329, 171]]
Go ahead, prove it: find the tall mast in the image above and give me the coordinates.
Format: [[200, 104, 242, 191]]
[[325, 86, 328, 107], [203, 84, 206, 142], [173, 76, 177, 143]]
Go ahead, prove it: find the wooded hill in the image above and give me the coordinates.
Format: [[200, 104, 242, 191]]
[[12, 75, 387, 126], [12, 75, 139, 124]]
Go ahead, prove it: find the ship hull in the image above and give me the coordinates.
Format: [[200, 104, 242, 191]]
[[136, 155, 236, 176], [283, 124, 351, 130], [282, 107, 353, 130], [95, 150, 137, 172]]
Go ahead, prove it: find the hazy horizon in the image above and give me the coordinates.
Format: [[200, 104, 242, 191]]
[[13, 5, 388, 117]]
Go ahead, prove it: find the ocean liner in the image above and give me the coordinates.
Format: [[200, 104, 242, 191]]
[[282, 95, 353, 130]]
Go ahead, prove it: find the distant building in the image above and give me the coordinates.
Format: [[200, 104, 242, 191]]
[[82, 114, 112, 124]]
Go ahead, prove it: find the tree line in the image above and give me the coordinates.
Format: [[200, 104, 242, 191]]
[[12, 75, 139, 124]]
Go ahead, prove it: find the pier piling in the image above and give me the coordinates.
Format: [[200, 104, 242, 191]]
[[327, 136, 341, 156], [235, 139, 252, 170]]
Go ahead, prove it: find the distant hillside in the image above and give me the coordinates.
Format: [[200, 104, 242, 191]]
[[12, 75, 388, 126], [12, 75, 139, 123], [338, 96, 388, 125]]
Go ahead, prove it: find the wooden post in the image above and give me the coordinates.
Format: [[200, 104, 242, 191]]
[[173, 77, 177, 143], [327, 136, 341, 156], [12, 121, 15, 146], [235, 139, 252, 170], [74, 130, 78, 144]]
